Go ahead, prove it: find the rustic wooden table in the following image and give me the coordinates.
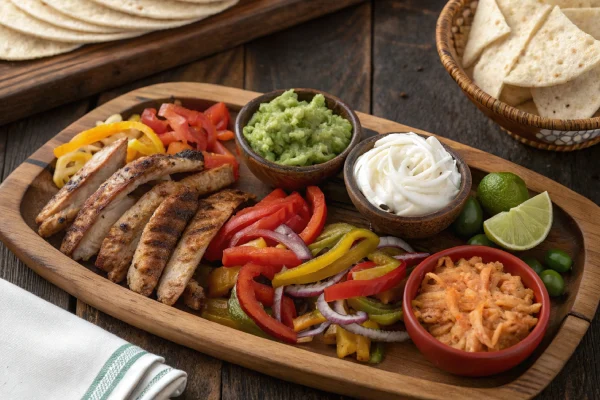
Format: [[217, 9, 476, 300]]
[[1, 1, 598, 398]]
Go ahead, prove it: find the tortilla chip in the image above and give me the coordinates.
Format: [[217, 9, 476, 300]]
[[563, 8, 600, 39], [541, 0, 591, 6], [500, 85, 532, 106], [462, 0, 511, 68], [91, 0, 237, 20], [505, 7, 600, 87], [0, 25, 79, 60], [473, 0, 552, 98], [0, 1, 145, 43], [532, 64, 600, 118], [516, 101, 539, 115]]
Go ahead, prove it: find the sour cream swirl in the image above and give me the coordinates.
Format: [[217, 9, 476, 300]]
[[354, 133, 461, 217]]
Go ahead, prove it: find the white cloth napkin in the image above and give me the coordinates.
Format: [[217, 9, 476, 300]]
[[0, 279, 187, 400]]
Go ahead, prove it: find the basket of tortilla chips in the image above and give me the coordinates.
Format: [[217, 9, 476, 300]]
[[436, 0, 600, 151]]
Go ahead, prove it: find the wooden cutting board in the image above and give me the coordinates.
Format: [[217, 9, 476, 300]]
[[0, 0, 364, 126]]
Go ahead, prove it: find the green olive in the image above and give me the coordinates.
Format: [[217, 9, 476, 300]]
[[521, 256, 544, 276], [467, 233, 497, 248], [452, 197, 484, 238], [540, 269, 565, 297], [544, 249, 572, 273]]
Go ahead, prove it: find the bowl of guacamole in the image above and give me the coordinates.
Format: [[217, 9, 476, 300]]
[[235, 88, 362, 190]]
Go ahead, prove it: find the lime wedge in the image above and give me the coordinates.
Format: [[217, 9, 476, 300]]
[[483, 192, 553, 251]]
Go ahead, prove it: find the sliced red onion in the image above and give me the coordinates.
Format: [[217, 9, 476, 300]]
[[394, 252, 430, 264], [297, 321, 331, 339], [285, 268, 350, 298], [378, 236, 414, 253], [273, 267, 286, 323], [317, 294, 367, 325], [230, 226, 312, 260], [334, 300, 410, 342], [275, 224, 312, 259]]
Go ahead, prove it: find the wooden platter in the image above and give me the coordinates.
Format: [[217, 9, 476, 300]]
[[0, 0, 364, 127], [0, 83, 599, 400]]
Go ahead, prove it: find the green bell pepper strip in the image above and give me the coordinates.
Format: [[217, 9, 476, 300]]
[[272, 228, 380, 287], [308, 223, 356, 256], [347, 297, 402, 315], [201, 298, 240, 330], [369, 342, 385, 364], [368, 311, 403, 326], [227, 286, 270, 338]]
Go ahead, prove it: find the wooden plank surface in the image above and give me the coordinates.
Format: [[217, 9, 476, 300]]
[[0, 0, 364, 127], [0, 0, 598, 398]]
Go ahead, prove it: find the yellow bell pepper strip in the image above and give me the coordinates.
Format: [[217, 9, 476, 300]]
[[308, 223, 355, 256], [369, 342, 385, 364], [323, 324, 337, 345], [375, 282, 405, 304], [201, 299, 240, 330], [356, 320, 379, 362], [207, 238, 266, 298], [292, 309, 327, 332], [352, 252, 402, 281], [272, 228, 379, 287], [54, 121, 165, 158], [336, 320, 379, 361], [53, 151, 93, 188]]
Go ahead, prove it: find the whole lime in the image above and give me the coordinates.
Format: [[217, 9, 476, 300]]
[[477, 172, 529, 216]]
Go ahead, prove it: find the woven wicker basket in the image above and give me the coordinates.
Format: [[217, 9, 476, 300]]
[[436, 0, 600, 151]]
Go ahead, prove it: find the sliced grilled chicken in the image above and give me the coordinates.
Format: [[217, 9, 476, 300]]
[[157, 189, 253, 306], [96, 164, 235, 283], [127, 187, 200, 297], [183, 279, 205, 311], [36, 138, 127, 237], [61, 151, 204, 261]]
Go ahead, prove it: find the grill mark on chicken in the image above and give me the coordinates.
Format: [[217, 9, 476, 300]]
[[156, 189, 254, 306], [36, 139, 127, 237], [96, 165, 235, 283], [127, 187, 200, 297], [61, 152, 205, 261]]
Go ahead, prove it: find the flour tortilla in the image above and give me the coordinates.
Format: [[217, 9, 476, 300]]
[[473, 0, 552, 98], [542, 0, 592, 6], [505, 7, 600, 88], [532, 64, 600, 118], [90, 0, 236, 20], [462, 0, 511, 68], [563, 8, 600, 39], [0, 25, 79, 60], [43, 0, 199, 30], [500, 85, 532, 106], [515, 100, 539, 115], [0, 1, 146, 43], [10, 0, 123, 34]]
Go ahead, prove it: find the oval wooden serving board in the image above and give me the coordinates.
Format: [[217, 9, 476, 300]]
[[0, 83, 598, 400]]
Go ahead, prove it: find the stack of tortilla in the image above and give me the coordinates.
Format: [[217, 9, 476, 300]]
[[463, 0, 600, 120], [0, 0, 237, 61]]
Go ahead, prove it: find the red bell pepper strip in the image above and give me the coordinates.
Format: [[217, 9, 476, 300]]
[[236, 263, 297, 343], [229, 206, 295, 247], [223, 247, 302, 268], [204, 102, 230, 131], [347, 261, 377, 280], [283, 215, 307, 233], [141, 108, 169, 135], [216, 130, 235, 141], [252, 282, 296, 328], [156, 131, 180, 146], [299, 186, 327, 245], [236, 189, 287, 218], [324, 261, 407, 302], [205, 193, 304, 260]]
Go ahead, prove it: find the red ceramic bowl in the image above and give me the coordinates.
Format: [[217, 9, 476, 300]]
[[402, 245, 550, 377]]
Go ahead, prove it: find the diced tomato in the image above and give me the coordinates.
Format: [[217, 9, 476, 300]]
[[324, 262, 407, 302], [236, 263, 297, 343], [217, 130, 235, 141], [212, 141, 238, 173], [141, 108, 169, 135], [299, 186, 327, 245], [167, 141, 193, 155], [157, 131, 180, 146], [160, 108, 195, 145], [195, 111, 217, 151], [204, 102, 231, 131], [223, 247, 302, 268], [252, 282, 297, 328], [189, 126, 207, 151]]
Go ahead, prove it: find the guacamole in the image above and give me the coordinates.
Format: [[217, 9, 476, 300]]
[[243, 89, 353, 166]]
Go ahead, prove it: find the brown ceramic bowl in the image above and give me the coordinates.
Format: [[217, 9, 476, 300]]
[[234, 88, 362, 191], [344, 132, 472, 239], [436, 0, 600, 151]]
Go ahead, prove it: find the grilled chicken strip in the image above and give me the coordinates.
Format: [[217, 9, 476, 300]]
[[36, 138, 127, 237], [61, 151, 204, 261], [96, 164, 235, 283], [127, 187, 200, 296], [157, 189, 253, 306]]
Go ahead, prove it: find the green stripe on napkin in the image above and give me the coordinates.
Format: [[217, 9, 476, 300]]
[[135, 368, 173, 400]]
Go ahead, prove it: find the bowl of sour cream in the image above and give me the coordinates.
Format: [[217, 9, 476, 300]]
[[344, 132, 472, 239]]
